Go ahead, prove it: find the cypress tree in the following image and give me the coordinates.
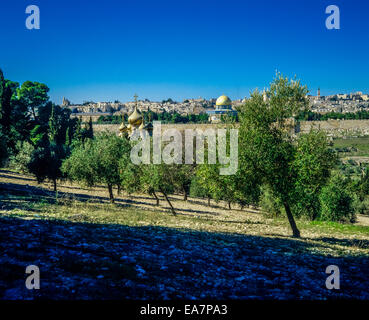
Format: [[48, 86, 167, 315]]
[[65, 126, 71, 146], [87, 116, 94, 139], [48, 105, 58, 143]]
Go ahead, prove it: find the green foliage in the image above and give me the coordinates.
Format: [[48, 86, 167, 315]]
[[0, 125, 8, 166], [70, 117, 94, 146], [195, 163, 221, 203], [30, 124, 47, 147], [38, 102, 75, 145], [333, 137, 369, 158], [140, 163, 175, 196], [119, 160, 142, 195], [194, 160, 254, 210], [86, 117, 94, 139], [96, 111, 209, 124], [350, 167, 369, 216], [220, 112, 238, 123], [97, 114, 127, 124], [48, 105, 60, 143], [28, 143, 68, 191], [190, 175, 210, 199], [292, 130, 338, 220], [171, 164, 195, 200], [16, 80, 49, 120], [357, 167, 369, 200], [0, 69, 27, 155], [139, 162, 177, 214], [62, 133, 131, 202], [26, 101, 77, 190], [238, 72, 309, 237], [138, 150, 178, 214], [8, 141, 34, 173], [65, 127, 71, 146], [319, 173, 356, 222], [259, 185, 284, 217], [296, 110, 369, 121], [353, 196, 369, 216], [0, 70, 77, 187]]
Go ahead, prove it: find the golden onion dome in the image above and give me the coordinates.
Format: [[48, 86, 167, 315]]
[[128, 107, 143, 126], [139, 121, 145, 130], [119, 121, 127, 132], [216, 95, 232, 106]]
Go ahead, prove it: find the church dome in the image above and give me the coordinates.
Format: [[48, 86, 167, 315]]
[[216, 95, 232, 106], [119, 121, 127, 132], [128, 107, 143, 126]]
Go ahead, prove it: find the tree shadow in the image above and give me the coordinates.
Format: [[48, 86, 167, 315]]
[[0, 181, 226, 217], [309, 237, 369, 250], [0, 170, 36, 182], [0, 214, 368, 300]]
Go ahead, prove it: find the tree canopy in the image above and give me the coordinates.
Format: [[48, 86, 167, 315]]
[[238, 73, 336, 237]]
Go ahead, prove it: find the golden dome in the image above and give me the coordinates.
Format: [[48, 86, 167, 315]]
[[216, 95, 232, 106], [139, 121, 145, 130], [119, 121, 127, 132], [128, 107, 143, 126]]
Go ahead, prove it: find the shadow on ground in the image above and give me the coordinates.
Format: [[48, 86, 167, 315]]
[[0, 211, 368, 299], [0, 179, 223, 216], [1, 174, 369, 300]]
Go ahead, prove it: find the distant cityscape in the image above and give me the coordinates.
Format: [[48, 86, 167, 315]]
[[62, 89, 369, 122], [309, 89, 369, 114]]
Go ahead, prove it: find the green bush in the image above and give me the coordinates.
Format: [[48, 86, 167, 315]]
[[319, 173, 356, 222], [8, 141, 34, 173], [259, 185, 284, 218], [353, 197, 369, 216], [190, 175, 209, 198], [27, 143, 68, 191], [62, 132, 131, 202], [0, 129, 8, 167]]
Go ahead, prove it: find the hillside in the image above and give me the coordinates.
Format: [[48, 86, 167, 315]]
[[0, 170, 368, 299]]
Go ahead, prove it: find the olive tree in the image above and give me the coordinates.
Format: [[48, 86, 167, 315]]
[[62, 133, 131, 202], [292, 130, 337, 220], [319, 172, 356, 222], [239, 73, 309, 237], [140, 163, 177, 215]]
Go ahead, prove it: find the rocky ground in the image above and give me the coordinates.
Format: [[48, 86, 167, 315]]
[[0, 170, 368, 300], [1, 216, 368, 300]]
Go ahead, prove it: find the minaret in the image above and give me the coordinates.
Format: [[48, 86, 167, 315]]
[[317, 88, 321, 99]]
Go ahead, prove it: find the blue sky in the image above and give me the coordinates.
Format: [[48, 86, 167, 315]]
[[1, 0, 368, 104]]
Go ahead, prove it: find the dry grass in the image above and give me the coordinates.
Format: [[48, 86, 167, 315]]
[[1, 169, 369, 258]]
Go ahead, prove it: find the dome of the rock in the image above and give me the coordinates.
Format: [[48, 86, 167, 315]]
[[216, 95, 232, 106]]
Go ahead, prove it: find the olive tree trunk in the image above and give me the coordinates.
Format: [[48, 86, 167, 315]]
[[108, 184, 114, 203], [160, 187, 176, 216], [152, 191, 160, 206], [283, 202, 300, 238]]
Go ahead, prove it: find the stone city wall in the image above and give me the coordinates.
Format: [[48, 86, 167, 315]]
[[93, 120, 369, 138]]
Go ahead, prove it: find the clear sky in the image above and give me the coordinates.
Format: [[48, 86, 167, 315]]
[[1, 0, 368, 104]]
